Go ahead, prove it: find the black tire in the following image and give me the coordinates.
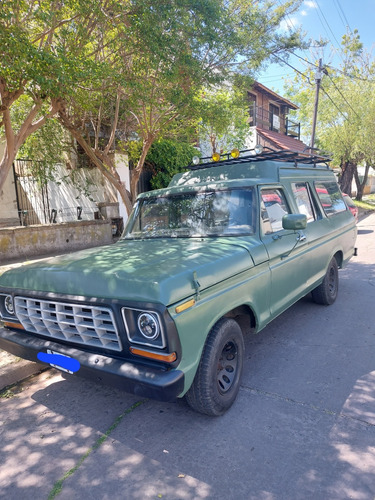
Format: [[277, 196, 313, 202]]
[[312, 257, 339, 305], [185, 318, 244, 416]]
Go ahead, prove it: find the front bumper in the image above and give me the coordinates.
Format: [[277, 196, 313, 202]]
[[0, 327, 184, 401]]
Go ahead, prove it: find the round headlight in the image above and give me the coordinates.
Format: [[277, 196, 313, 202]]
[[4, 295, 14, 316], [192, 155, 200, 165], [137, 313, 159, 340]]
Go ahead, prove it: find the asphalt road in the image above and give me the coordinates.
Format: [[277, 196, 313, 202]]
[[1, 213, 375, 500]]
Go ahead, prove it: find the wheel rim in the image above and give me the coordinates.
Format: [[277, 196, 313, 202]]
[[217, 340, 238, 394], [328, 266, 337, 296]]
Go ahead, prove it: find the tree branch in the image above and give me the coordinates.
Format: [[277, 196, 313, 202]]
[[104, 90, 121, 155], [32, 15, 80, 44]]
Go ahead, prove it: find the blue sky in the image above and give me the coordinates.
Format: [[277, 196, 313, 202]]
[[258, 0, 374, 94]]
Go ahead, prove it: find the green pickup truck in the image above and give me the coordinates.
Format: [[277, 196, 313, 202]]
[[0, 149, 357, 415]]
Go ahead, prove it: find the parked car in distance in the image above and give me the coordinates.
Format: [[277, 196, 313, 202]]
[[342, 193, 359, 223], [0, 148, 357, 416]]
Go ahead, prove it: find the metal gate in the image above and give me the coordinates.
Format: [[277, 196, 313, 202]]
[[13, 160, 51, 226]]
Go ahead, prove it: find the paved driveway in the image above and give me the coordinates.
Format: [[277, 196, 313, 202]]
[[1, 213, 375, 500]]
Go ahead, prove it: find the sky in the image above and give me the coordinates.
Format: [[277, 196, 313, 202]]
[[257, 0, 375, 94]]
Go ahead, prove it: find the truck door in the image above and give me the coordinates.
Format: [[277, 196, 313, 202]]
[[259, 186, 309, 318]]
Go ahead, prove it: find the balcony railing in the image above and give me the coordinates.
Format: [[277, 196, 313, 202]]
[[249, 105, 300, 140]]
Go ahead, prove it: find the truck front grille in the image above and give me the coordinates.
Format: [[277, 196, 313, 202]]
[[14, 297, 122, 352]]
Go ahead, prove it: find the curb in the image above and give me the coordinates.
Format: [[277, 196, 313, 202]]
[[0, 357, 48, 391]]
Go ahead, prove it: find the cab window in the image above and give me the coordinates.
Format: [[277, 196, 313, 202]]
[[260, 188, 291, 234], [314, 181, 346, 216], [291, 182, 315, 222]]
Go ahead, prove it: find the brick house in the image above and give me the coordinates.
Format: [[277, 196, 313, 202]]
[[247, 81, 310, 152]]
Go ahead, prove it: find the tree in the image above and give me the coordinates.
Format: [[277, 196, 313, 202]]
[[285, 30, 375, 199], [1, 0, 304, 213], [119, 0, 304, 203], [145, 139, 198, 190], [0, 0, 114, 192], [197, 87, 250, 156]]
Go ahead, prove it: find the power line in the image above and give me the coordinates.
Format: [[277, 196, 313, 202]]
[[325, 71, 361, 120], [333, 0, 352, 33], [310, 0, 346, 66], [320, 85, 351, 123], [289, 52, 375, 84], [326, 65, 375, 83], [313, 0, 342, 50], [273, 55, 313, 85], [273, 56, 353, 127]]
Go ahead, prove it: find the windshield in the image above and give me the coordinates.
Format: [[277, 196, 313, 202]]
[[124, 188, 255, 239]]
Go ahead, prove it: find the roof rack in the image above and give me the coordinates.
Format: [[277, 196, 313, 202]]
[[187, 147, 332, 171]]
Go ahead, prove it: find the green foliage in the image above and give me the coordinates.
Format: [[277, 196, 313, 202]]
[[126, 140, 143, 168], [142, 139, 198, 190], [285, 31, 375, 166], [1, 0, 304, 205], [0, 1, 108, 99], [16, 112, 68, 184], [197, 87, 250, 155]]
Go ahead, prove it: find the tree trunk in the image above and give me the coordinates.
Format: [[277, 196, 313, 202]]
[[354, 164, 370, 201], [0, 98, 60, 193], [130, 137, 154, 203], [338, 161, 356, 195], [0, 147, 16, 195], [58, 110, 133, 215]]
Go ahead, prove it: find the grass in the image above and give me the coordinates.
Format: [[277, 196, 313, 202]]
[[0, 388, 16, 399], [354, 194, 375, 211]]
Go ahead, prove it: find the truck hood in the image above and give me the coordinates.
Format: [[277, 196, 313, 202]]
[[0, 238, 257, 305]]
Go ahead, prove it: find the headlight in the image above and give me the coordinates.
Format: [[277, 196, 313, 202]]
[[4, 295, 14, 316], [137, 313, 159, 340], [0, 294, 16, 319], [122, 307, 166, 349]]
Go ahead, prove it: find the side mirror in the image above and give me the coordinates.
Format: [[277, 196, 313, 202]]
[[282, 214, 307, 230]]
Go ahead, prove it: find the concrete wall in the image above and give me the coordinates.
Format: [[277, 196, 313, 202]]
[[0, 220, 113, 264]]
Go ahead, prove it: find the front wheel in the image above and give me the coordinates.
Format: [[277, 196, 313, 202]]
[[312, 257, 339, 305], [185, 318, 244, 416]]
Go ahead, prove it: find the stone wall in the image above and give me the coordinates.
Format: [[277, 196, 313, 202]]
[[0, 220, 113, 264]]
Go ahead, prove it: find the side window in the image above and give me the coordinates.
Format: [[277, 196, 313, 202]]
[[291, 182, 315, 222], [260, 188, 291, 234], [314, 181, 346, 216]]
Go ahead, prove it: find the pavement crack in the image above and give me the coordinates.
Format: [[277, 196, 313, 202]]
[[240, 385, 375, 429], [47, 399, 146, 500]]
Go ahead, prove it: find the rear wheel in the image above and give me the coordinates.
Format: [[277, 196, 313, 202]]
[[312, 257, 339, 305], [185, 318, 244, 416]]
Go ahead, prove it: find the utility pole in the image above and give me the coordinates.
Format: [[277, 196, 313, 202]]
[[310, 58, 324, 150]]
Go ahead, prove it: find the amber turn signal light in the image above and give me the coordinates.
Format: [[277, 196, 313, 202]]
[[129, 347, 177, 363]]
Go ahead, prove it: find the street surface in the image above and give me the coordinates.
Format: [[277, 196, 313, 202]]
[[1, 213, 375, 500]]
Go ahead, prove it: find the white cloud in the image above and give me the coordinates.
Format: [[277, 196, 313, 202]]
[[280, 16, 301, 31], [301, 10, 308, 16], [304, 0, 317, 8]]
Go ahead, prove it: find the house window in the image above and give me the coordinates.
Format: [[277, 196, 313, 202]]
[[269, 104, 280, 132], [248, 93, 257, 126]]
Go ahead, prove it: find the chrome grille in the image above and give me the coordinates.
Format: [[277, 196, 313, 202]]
[[14, 297, 122, 352]]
